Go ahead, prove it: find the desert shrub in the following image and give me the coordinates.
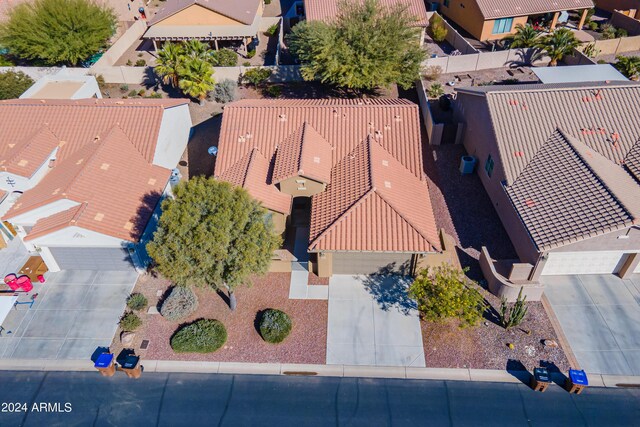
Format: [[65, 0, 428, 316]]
[[212, 79, 237, 103], [264, 0, 271, 4], [409, 265, 486, 328], [265, 85, 282, 98], [265, 23, 279, 37], [259, 309, 292, 343], [209, 48, 237, 67], [247, 49, 256, 59], [600, 23, 616, 40], [170, 319, 227, 353], [135, 59, 146, 66], [148, 91, 162, 98], [119, 311, 142, 331], [616, 28, 628, 38], [587, 21, 598, 31], [126, 59, 133, 66], [242, 67, 272, 86], [0, 70, 34, 100], [582, 43, 600, 58], [499, 287, 528, 329], [423, 65, 443, 81], [597, 59, 607, 64], [160, 285, 198, 321], [242, 61, 251, 66], [128, 89, 137, 97], [427, 82, 444, 98], [138, 89, 146, 96], [126, 293, 148, 311], [429, 14, 448, 43], [120, 84, 129, 92]]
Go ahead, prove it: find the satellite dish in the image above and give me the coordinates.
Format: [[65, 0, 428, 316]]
[[208, 146, 218, 156]]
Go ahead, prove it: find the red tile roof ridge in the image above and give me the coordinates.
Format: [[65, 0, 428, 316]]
[[1, 125, 59, 176], [23, 203, 87, 241], [0, 98, 189, 108], [308, 187, 377, 251], [226, 98, 417, 107]]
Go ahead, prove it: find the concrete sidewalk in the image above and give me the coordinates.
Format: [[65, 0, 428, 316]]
[[0, 358, 638, 388]]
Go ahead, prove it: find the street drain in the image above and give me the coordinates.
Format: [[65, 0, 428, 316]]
[[282, 371, 318, 376]]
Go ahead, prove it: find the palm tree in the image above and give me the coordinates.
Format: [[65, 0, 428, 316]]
[[508, 24, 540, 48], [155, 42, 184, 87], [537, 28, 580, 66], [614, 55, 640, 81], [183, 39, 210, 61], [178, 58, 215, 102]]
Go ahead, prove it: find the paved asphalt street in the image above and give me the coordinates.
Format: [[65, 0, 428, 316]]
[[0, 371, 638, 426]]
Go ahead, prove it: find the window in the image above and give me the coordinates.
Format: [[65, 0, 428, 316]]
[[443, 0, 450, 7], [485, 155, 494, 177], [492, 17, 513, 34]]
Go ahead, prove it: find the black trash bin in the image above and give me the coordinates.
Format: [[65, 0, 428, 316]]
[[531, 367, 551, 392], [120, 354, 142, 379]]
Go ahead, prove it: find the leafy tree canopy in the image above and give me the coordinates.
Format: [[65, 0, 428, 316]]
[[147, 177, 281, 297], [0, 70, 34, 99], [287, 0, 426, 91], [0, 0, 116, 66]]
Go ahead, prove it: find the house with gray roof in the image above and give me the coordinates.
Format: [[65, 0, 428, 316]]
[[454, 81, 640, 284]]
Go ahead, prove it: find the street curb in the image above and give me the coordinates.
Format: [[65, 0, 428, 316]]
[[0, 359, 638, 388]]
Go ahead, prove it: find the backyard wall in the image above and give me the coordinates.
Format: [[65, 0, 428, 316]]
[[93, 20, 147, 69], [415, 79, 444, 145], [588, 35, 640, 55], [564, 48, 597, 66], [423, 48, 550, 74], [610, 10, 640, 36]]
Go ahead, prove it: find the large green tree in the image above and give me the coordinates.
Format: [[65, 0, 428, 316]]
[[0, 70, 34, 99], [147, 177, 281, 310], [155, 42, 185, 87], [287, 0, 426, 92], [0, 0, 116, 66], [614, 55, 640, 81], [178, 58, 215, 102], [507, 24, 540, 48]]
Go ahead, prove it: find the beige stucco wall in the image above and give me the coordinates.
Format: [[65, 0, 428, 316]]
[[278, 176, 326, 197], [439, 0, 486, 40], [315, 252, 333, 278], [155, 5, 244, 26], [479, 16, 528, 41], [269, 259, 292, 272]]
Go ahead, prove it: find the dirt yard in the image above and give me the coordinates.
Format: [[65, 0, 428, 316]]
[[110, 273, 328, 364]]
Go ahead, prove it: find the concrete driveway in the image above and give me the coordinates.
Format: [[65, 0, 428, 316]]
[[326, 275, 425, 367], [543, 274, 640, 376], [0, 270, 138, 360]]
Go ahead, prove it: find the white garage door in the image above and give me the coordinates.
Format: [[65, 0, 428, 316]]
[[49, 247, 135, 271], [541, 251, 626, 276]]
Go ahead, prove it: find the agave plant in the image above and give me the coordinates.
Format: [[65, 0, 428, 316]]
[[537, 28, 580, 66]]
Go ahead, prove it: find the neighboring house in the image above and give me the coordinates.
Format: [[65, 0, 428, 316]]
[[0, 98, 192, 272], [436, 0, 593, 41], [455, 81, 640, 280], [301, 0, 429, 42], [594, 0, 639, 13], [144, 0, 263, 52], [216, 99, 441, 277], [20, 70, 101, 100]]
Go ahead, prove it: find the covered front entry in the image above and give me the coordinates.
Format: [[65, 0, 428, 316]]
[[48, 247, 135, 271], [541, 251, 632, 276]]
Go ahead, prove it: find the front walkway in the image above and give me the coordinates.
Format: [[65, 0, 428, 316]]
[[326, 275, 425, 367], [543, 274, 640, 376], [0, 270, 138, 360]]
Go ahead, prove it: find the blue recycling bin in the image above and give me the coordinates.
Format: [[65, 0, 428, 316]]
[[566, 369, 588, 393], [94, 353, 115, 376]]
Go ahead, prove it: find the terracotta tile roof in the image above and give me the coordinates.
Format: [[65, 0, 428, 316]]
[[457, 82, 640, 185], [309, 137, 440, 252], [25, 204, 86, 242], [305, 0, 429, 26], [505, 130, 639, 251], [0, 98, 188, 171], [272, 122, 333, 184], [217, 98, 438, 253], [219, 148, 292, 215], [0, 125, 59, 177], [147, 0, 261, 26], [474, 0, 593, 19], [625, 139, 640, 182], [7, 127, 171, 242]]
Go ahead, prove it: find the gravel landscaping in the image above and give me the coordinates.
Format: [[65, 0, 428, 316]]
[[421, 289, 570, 372], [110, 273, 327, 363]]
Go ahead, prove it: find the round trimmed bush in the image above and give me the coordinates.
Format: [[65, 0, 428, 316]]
[[120, 311, 142, 331], [170, 319, 227, 353], [259, 309, 292, 344], [160, 286, 198, 321], [127, 293, 148, 311]]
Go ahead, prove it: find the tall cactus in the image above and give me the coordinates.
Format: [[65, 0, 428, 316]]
[[499, 287, 528, 329]]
